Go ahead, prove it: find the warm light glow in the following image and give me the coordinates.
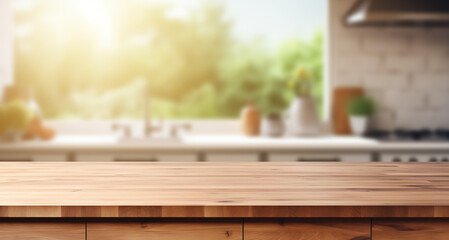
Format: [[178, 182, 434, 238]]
[[76, 0, 115, 49], [14, 0, 325, 120]]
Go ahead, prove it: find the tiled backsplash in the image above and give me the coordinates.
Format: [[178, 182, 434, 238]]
[[330, 0, 449, 130]]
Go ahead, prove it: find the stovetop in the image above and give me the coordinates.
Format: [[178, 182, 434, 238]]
[[365, 129, 449, 142]]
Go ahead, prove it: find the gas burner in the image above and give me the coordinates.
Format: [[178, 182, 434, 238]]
[[393, 128, 433, 141], [364, 130, 390, 139], [436, 129, 449, 140], [393, 129, 409, 139], [366, 128, 449, 142]]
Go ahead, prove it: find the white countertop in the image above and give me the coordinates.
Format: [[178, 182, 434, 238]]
[[0, 134, 449, 153]]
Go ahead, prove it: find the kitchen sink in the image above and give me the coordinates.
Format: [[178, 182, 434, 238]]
[[118, 136, 181, 145]]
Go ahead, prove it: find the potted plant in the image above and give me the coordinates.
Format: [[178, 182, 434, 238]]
[[347, 96, 375, 136], [286, 67, 321, 136], [258, 80, 289, 137]]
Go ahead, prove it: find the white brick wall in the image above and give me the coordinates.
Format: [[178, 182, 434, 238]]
[[336, 54, 382, 72], [429, 54, 449, 72], [396, 110, 449, 129], [363, 73, 408, 90], [362, 35, 410, 53], [385, 91, 426, 110], [428, 91, 449, 109], [330, 0, 449, 130], [413, 73, 449, 90], [385, 55, 426, 72]]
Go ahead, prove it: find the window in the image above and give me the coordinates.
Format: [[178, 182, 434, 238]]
[[14, 0, 326, 120]]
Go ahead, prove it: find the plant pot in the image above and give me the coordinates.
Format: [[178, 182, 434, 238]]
[[287, 97, 321, 136], [240, 103, 261, 136], [349, 116, 369, 136], [261, 114, 285, 137]]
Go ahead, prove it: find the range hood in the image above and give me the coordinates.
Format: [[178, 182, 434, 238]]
[[345, 0, 449, 26]]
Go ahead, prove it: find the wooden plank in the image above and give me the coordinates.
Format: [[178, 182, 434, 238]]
[[0, 206, 445, 218], [0, 223, 85, 240], [373, 219, 449, 240], [245, 219, 370, 240], [87, 221, 242, 240], [332, 87, 364, 135], [5, 206, 62, 217], [0, 163, 447, 217]]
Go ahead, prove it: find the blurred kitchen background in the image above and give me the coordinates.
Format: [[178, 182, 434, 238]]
[[9, 0, 325, 120], [1, 0, 449, 163]]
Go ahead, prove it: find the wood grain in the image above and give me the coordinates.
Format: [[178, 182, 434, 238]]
[[332, 87, 364, 135], [245, 219, 370, 240], [373, 219, 449, 240], [87, 221, 242, 240], [0, 162, 448, 217], [0, 223, 84, 240]]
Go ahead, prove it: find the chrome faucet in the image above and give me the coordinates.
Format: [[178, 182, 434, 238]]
[[143, 83, 192, 139], [144, 83, 162, 137], [114, 83, 191, 140]]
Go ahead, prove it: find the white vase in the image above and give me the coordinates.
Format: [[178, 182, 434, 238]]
[[350, 116, 369, 136], [287, 97, 321, 136]]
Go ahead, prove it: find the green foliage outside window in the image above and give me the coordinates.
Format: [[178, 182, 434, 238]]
[[14, 1, 324, 119]]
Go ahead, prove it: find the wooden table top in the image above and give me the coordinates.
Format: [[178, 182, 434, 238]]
[[0, 162, 449, 218]]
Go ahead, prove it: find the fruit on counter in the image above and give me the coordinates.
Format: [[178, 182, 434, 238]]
[[0, 101, 33, 141], [5, 101, 32, 131], [38, 126, 56, 140], [0, 100, 56, 141], [22, 129, 36, 140], [22, 117, 40, 140], [0, 101, 32, 135], [23, 117, 56, 141], [0, 104, 6, 135]]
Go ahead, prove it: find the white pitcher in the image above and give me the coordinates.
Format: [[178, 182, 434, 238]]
[[287, 97, 322, 136]]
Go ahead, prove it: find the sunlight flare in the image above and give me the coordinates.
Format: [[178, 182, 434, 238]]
[[76, 0, 115, 49]]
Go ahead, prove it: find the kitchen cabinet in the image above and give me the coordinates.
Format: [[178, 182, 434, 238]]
[[269, 153, 371, 162], [87, 221, 242, 240], [381, 153, 449, 162], [205, 153, 259, 162], [245, 219, 370, 240], [76, 153, 198, 162], [76, 154, 115, 162], [373, 219, 449, 240], [0, 153, 66, 162], [0, 223, 85, 240], [3, 220, 449, 240]]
